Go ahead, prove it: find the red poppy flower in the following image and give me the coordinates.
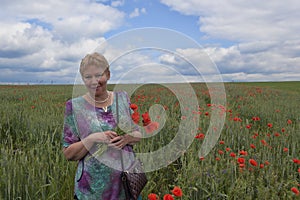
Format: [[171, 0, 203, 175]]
[[291, 187, 299, 195], [246, 124, 252, 129], [260, 164, 264, 168], [237, 157, 245, 164], [130, 103, 138, 111], [274, 132, 281, 137], [261, 140, 267, 146], [131, 112, 140, 124], [252, 116, 260, 121], [163, 194, 174, 200], [239, 163, 245, 168], [249, 159, 258, 167], [287, 119, 292, 124], [195, 133, 205, 140], [283, 147, 288, 152], [264, 161, 270, 165], [239, 150, 248, 156], [219, 140, 225, 145], [142, 112, 151, 126], [267, 123, 273, 128], [292, 159, 300, 165], [171, 186, 183, 197], [144, 121, 159, 134], [148, 193, 158, 200], [233, 117, 242, 122], [230, 152, 236, 158], [250, 144, 256, 149]]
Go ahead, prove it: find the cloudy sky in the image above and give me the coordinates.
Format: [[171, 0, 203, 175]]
[[1, 0, 300, 84]]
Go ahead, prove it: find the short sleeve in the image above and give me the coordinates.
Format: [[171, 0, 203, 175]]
[[62, 100, 80, 147]]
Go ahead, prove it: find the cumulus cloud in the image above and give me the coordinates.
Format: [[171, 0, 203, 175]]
[[160, 0, 300, 81], [160, 0, 300, 42], [111, 0, 125, 7], [205, 41, 300, 75], [0, 0, 125, 84], [1, 0, 299, 84], [1, 1, 125, 42], [129, 8, 147, 18], [159, 48, 218, 76]]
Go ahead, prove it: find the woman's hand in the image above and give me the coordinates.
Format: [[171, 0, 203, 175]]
[[85, 130, 118, 145], [108, 131, 141, 149], [108, 135, 128, 149]]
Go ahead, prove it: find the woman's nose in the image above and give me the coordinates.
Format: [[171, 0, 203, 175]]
[[92, 76, 100, 84]]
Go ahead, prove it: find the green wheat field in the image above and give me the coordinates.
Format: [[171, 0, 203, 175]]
[[1, 82, 299, 200]]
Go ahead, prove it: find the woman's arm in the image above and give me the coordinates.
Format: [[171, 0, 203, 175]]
[[63, 140, 90, 161], [63, 131, 117, 161]]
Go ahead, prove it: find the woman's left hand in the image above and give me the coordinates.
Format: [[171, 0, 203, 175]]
[[108, 134, 132, 149]]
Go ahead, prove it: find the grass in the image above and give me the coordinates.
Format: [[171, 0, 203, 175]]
[[236, 81, 300, 94], [0, 82, 299, 199]]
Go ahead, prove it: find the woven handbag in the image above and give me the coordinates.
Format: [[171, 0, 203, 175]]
[[120, 156, 148, 200], [116, 93, 148, 200]]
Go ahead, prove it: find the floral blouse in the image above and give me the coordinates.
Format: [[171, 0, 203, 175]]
[[62, 91, 139, 200]]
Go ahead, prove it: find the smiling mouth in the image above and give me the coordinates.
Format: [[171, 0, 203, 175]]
[[91, 84, 101, 89]]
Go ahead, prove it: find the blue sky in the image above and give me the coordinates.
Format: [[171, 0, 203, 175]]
[[0, 0, 300, 84]]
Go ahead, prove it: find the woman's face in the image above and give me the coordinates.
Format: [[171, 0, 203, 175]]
[[82, 65, 110, 96]]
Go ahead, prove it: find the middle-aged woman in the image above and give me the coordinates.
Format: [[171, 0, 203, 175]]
[[62, 52, 142, 199]]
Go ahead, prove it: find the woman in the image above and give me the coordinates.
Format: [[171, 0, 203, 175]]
[[62, 52, 142, 199]]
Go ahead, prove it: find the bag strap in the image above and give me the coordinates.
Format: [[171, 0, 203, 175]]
[[116, 93, 126, 171], [116, 91, 119, 124]]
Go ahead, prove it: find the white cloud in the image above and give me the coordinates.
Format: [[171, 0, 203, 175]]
[[0, 0, 299, 84], [203, 41, 300, 81], [111, 0, 125, 7], [141, 8, 147, 14], [160, 0, 300, 42], [159, 0, 300, 81], [129, 8, 147, 18], [159, 54, 178, 64], [2, 1, 125, 40], [0, 0, 125, 83], [129, 8, 140, 18]]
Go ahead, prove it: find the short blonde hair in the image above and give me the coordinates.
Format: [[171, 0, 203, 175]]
[[80, 52, 109, 75]]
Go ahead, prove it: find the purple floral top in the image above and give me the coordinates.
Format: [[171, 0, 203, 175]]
[[62, 91, 139, 200]]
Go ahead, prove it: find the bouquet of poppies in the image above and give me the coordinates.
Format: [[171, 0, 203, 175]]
[[129, 103, 159, 134]]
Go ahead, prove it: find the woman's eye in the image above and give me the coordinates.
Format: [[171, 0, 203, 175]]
[[84, 76, 92, 79]]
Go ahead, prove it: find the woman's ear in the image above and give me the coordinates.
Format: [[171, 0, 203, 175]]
[[106, 69, 110, 80]]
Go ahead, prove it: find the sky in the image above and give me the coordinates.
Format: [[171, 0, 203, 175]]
[[1, 0, 300, 84]]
